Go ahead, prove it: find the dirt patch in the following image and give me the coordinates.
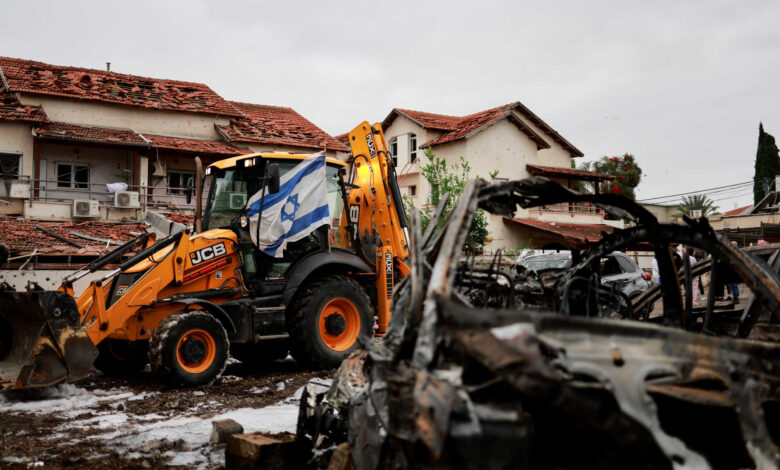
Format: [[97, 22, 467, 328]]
[[0, 359, 328, 469]]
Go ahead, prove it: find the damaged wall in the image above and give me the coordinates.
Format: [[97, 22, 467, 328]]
[[18, 95, 231, 140]]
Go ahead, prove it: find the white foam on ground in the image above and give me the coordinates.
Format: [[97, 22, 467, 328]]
[[0, 378, 333, 468]]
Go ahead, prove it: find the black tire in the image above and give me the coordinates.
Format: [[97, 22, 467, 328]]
[[149, 310, 229, 387], [231, 339, 290, 366], [94, 339, 149, 376], [288, 275, 373, 369]]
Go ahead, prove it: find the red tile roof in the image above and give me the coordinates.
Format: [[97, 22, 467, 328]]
[[526, 164, 614, 182], [391, 109, 462, 131], [723, 205, 752, 217], [504, 218, 615, 249], [383, 102, 584, 157], [0, 216, 148, 256], [217, 101, 348, 152], [334, 132, 350, 146], [0, 57, 241, 117], [0, 90, 48, 123], [145, 133, 246, 156], [34, 122, 148, 146], [32, 122, 247, 156]]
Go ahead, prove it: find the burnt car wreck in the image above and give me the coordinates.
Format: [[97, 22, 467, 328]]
[[295, 177, 780, 470]]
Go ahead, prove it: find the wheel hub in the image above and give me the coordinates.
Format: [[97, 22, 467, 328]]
[[181, 337, 207, 363], [324, 313, 347, 336]]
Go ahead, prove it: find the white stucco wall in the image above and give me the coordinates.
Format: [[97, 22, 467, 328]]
[[0, 122, 35, 180], [17, 95, 230, 139], [37, 142, 135, 203], [510, 110, 573, 167]]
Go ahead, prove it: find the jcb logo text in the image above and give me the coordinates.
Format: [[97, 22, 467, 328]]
[[190, 242, 227, 265]]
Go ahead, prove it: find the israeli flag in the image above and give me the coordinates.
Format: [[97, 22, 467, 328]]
[[246, 155, 330, 257]]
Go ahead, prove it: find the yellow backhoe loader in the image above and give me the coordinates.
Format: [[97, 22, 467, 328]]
[[0, 122, 409, 389]]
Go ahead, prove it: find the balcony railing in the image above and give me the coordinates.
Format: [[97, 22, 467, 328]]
[[23, 178, 206, 211], [532, 202, 605, 216]]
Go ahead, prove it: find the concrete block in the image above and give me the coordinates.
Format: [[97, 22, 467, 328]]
[[225, 433, 301, 470], [210, 419, 244, 444]]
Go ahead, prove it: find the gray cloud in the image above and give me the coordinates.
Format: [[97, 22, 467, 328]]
[[3, 0, 779, 207]]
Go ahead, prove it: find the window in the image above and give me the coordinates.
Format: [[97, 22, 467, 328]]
[[390, 139, 398, 167], [410, 134, 418, 163], [167, 169, 195, 196], [57, 163, 89, 189], [600, 256, 623, 276], [0, 153, 21, 180], [616, 254, 638, 273], [409, 185, 416, 197]]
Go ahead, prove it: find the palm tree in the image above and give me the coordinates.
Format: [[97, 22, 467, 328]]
[[675, 194, 719, 219]]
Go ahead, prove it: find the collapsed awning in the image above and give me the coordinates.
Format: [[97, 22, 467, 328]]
[[32, 122, 247, 156], [526, 164, 614, 182], [503, 217, 617, 249], [33, 122, 148, 147]]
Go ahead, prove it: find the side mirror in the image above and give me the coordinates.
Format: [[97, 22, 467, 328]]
[[267, 163, 280, 194], [185, 177, 194, 204]]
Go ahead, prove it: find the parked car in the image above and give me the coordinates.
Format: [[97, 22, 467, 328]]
[[517, 251, 651, 298]]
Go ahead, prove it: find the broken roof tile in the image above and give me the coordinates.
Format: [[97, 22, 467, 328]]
[[144, 133, 247, 156], [0, 217, 148, 257], [383, 102, 584, 157], [0, 90, 49, 123], [34, 122, 147, 146], [217, 101, 348, 152], [0, 57, 241, 117]]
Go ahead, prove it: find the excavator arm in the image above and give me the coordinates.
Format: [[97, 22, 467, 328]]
[[345, 122, 411, 333]]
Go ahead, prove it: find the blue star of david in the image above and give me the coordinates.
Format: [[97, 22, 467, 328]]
[[281, 194, 301, 223]]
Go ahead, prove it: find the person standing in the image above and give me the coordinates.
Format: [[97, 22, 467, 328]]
[[687, 248, 699, 305], [727, 241, 740, 303]]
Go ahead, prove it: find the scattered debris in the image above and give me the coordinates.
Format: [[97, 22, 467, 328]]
[[295, 177, 780, 469], [34, 224, 83, 248], [210, 419, 245, 444]]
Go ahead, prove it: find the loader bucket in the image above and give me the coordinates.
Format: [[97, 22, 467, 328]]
[[0, 288, 98, 390]]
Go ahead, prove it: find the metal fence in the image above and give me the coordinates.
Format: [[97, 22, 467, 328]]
[[24, 177, 207, 210]]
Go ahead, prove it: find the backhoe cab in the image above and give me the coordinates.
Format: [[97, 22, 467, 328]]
[[0, 122, 409, 389]]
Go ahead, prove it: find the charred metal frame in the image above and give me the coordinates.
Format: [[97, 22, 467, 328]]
[[296, 176, 780, 470]]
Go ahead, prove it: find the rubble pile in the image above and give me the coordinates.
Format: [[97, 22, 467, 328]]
[[162, 212, 195, 226], [292, 177, 780, 469], [0, 216, 148, 256]]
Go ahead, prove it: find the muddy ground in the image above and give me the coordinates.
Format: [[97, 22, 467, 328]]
[[0, 358, 329, 469]]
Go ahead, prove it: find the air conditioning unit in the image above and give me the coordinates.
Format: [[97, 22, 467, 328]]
[[229, 193, 247, 210], [72, 200, 100, 218], [690, 209, 703, 218], [114, 191, 140, 208]]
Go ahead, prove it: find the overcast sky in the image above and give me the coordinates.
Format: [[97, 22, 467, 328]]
[[3, 0, 779, 209]]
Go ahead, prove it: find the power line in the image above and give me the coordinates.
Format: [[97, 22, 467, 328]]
[[642, 184, 754, 205], [638, 181, 753, 203]]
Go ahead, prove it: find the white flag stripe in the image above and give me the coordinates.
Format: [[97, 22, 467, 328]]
[[246, 155, 330, 258]]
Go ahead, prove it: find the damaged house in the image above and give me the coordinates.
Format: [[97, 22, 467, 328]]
[[0, 57, 347, 223], [378, 103, 618, 251]]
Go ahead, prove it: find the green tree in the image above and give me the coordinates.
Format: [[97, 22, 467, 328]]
[[591, 153, 642, 199], [408, 148, 495, 250], [674, 194, 719, 219], [571, 160, 594, 193], [753, 123, 780, 205]]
